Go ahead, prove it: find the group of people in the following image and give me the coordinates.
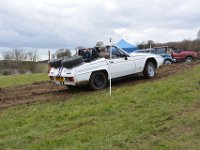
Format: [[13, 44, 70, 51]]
[[78, 46, 110, 61], [98, 47, 110, 58], [167, 48, 173, 54]]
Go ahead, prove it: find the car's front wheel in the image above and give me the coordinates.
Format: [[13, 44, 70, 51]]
[[89, 72, 107, 90], [143, 61, 156, 78], [164, 60, 172, 65]]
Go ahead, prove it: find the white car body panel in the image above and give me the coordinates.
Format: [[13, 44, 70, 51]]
[[130, 52, 163, 73], [49, 45, 164, 86], [65, 58, 109, 84]]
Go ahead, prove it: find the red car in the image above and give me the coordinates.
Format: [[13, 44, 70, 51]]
[[171, 47, 197, 62]]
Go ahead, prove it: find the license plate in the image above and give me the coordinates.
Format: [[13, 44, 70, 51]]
[[55, 77, 64, 82]]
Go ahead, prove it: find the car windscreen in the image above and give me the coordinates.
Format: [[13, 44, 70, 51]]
[[156, 48, 167, 54], [109, 46, 129, 57]]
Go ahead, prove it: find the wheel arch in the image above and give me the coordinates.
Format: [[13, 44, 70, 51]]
[[185, 55, 193, 59], [164, 58, 172, 61], [90, 69, 109, 79], [145, 57, 157, 68], [89, 69, 109, 90]]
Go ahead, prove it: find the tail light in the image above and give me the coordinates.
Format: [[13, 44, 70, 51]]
[[65, 77, 74, 82], [49, 76, 54, 80]]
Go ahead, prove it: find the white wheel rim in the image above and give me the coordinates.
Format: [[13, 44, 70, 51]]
[[148, 64, 155, 76], [186, 58, 192, 62], [165, 61, 172, 65]]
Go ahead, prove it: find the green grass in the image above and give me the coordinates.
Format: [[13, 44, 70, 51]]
[[36, 63, 48, 73], [0, 65, 200, 149], [0, 73, 48, 88]]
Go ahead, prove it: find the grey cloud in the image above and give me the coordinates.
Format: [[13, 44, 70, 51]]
[[0, 0, 199, 50]]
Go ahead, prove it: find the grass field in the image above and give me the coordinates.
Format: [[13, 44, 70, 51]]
[[0, 73, 48, 88], [0, 65, 200, 149]]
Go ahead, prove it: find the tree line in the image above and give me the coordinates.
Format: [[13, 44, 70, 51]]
[[1, 39, 199, 61], [138, 39, 200, 51], [157, 39, 200, 51], [1, 48, 72, 61], [51, 49, 71, 59], [2, 49, 39, 62]]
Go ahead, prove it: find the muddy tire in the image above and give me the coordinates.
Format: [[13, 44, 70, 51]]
[[185, 56, 193, 62], [143, 61, 156, 78], [66, 85, 76, 90], [62, 56, 83, 68], [49, 59, 63, 68], [89, 72, 107, 90]]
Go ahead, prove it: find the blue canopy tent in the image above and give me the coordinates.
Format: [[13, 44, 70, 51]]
[[116, 39, 138, 53]]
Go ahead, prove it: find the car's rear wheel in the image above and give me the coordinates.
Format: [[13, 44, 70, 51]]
[[143, 61, 156, 78], [66, 85, 76, 90], [89, 72, 107, 90], [185, 56, 193, 62]]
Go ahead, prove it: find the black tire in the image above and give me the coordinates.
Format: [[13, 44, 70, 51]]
[[89, 72, 108, 90], [143, 61, 156, 78], [66, 85, 76, 90], [185, 56, 193, 62], [61, 56, 83, 68], [164, 60, 172, 65], [49, 59, 63, 68]]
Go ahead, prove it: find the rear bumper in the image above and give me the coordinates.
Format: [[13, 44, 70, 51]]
[[49, 76, 77, 86]]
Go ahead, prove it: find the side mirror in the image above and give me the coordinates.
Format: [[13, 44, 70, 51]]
[[124, 56, 127, 60], [122, 54, 128, 60]]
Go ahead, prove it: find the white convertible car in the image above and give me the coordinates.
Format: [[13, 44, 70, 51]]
[[48, 45, 164, 90]]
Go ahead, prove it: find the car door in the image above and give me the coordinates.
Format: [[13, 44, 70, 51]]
[[171, 49, 182, 61], [107, 46, 135, 79]]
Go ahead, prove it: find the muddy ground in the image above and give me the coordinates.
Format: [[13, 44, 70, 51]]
[[0, 61, 200, 109]]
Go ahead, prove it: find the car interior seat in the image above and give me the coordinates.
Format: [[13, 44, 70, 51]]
[[78, 49, 86, 58], [91, 48, 98, 59]]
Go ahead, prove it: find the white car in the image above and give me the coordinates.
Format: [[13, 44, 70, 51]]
[[48, 45, 164, 90]]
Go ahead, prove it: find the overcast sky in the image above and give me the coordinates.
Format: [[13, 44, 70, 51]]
[[0, 0, 200, 58]]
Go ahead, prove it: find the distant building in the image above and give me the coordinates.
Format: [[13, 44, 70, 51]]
[[197, 30, 200, 40]]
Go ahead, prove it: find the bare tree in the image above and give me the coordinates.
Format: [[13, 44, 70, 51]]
[[138, 40, 155, 49], [27, 50, 39, 62], [27, 51, 34, 61], [2, 49, 39, 61], [51, 54, 56, 60], [157, 39, 200, 51], [55, 49, 71, 59], [14, 49, 27, 61], [3, 50, 14, 60]]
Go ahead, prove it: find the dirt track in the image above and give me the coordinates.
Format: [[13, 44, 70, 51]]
[[0, 61, 200, 109]]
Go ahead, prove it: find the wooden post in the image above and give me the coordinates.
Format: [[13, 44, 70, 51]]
[[48, 50, 51, 73], [48, 50, 50, 62], [109, 38, 112, 97]]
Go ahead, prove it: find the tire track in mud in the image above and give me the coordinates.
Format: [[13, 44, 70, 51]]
[[0, 81, 72, 109]]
